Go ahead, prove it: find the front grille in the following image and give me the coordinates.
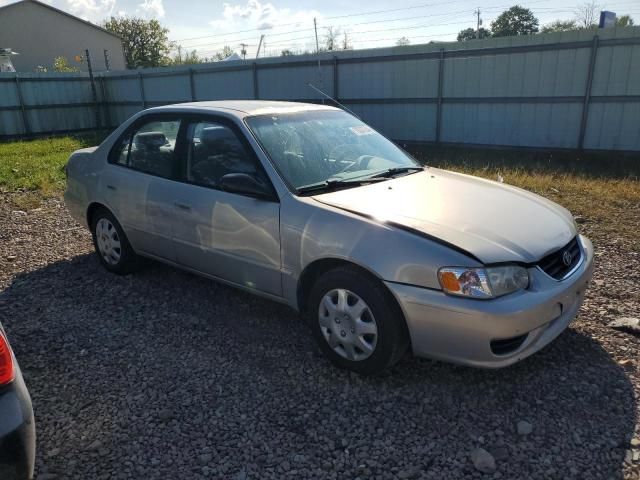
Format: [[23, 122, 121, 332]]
[[537, 237, 582, 280], [490, 334, 528, 355]]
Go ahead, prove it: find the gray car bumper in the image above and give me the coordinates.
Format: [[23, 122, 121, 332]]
[[386, 235, 595, 368], [0, 366, 35, 480]]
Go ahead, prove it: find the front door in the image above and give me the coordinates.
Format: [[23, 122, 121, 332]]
[[171, 118, 282, 297]]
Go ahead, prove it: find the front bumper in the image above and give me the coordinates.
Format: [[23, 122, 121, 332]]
[[386, 235, 595, 368], [0, 367, 35, 480]]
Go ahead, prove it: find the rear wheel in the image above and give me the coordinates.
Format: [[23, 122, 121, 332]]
[[90, 208, 139, 274], [307, 266, 409, 374]]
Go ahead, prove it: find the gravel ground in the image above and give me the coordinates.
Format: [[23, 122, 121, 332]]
[[0, 194, 639, 480]]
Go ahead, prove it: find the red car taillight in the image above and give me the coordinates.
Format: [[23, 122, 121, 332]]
[[0, 331, 15, 385]]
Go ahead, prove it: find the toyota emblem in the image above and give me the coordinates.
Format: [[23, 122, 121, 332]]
[[562, 250, 573, 266]]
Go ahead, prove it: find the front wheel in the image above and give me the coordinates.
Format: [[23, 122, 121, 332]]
[[307, 267, 410, 375], [90, 208, 139, 275]]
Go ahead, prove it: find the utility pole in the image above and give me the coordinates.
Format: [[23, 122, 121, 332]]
[[256, 34, 264, 59], [313, 17, 324, 103], [474, 8, 482, 39], [178, 45, 182, 63], [314, 17, 320, 54], [85, 49, 101, 130], [240, 43, 248, 60]]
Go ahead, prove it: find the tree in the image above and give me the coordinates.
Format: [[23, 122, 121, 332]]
[[281, 49, 294, 56], [540, 20, 579, 33], [396, 36, 410, 46], [491, 6, 539, 37], [341, 32, 352, 50], [53, 56, 79, 72], [574, 1, 600, 29], [616, 15, 635, 27], [324, 26, 340, 51], [457, 27, 491, 41], [103, 17, 172, 68], [214, 46, 234, 61], [174, 49, 203, 65]]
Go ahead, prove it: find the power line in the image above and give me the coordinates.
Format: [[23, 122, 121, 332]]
[[178, 2, 553, 51], [172, 0, 561, 44], [176, 0, 639, 57], [171, 0, 466, 43], [182, 17, 481, 52]]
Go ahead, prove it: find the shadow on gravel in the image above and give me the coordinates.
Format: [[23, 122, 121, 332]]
[[1, 254, 637, 479]]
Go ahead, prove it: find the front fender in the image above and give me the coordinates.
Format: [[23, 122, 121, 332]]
[[280, 195, 481, 310]]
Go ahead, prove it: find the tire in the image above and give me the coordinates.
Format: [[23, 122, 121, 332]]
[[90, 207, 139, 275], [307, 266, 410, 375]]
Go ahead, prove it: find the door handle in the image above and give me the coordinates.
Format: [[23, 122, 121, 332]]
[[106, 184, 116, 191], [174, 202, 191, 211]]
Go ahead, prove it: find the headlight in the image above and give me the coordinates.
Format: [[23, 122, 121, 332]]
[[438, 265, 529, 299]]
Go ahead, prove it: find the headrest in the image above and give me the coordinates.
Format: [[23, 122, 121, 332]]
[[134, 131, 167, 149], [200, 126, 235, 147]]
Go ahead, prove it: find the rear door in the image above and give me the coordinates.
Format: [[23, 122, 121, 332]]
[[170, 116, 282, 296], [101, 115, 184, 261]]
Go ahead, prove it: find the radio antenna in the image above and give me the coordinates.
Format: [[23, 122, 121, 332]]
[[306, 82, 361, 119]]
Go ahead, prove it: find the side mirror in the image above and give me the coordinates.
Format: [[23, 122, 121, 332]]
[[219, 173, 273, 199]]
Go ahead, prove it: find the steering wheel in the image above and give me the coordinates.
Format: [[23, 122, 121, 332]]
[[328, 144, 361, 163], [334, 154, 376, 174]]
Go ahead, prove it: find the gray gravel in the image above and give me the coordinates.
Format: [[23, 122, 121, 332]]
[[0, 195, 639, 479]]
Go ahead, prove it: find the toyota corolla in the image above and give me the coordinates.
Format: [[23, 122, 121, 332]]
[[64, 101, 594, 374]]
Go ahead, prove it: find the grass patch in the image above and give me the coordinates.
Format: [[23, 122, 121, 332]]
[[410, 146, 640, 251], [1, 136, 638, 250], [0, 134, 103, 207]]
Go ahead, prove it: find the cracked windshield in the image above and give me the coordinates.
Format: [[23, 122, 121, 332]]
[[246, 110, 421, 191]]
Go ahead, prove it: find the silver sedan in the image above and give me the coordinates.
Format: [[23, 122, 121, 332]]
[[64, 101, 594, 374]]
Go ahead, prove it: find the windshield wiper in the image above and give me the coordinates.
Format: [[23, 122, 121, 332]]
[[370, 166, 424, 179], [297, 177, 387, 194]]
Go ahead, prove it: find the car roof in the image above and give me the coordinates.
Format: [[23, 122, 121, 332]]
[[148, 100, 340, 118]]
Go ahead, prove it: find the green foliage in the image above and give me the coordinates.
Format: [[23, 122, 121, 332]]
[[102, 17, 173, 68], [540, 20, 579, 33], [457, 27, 491, 41], [616, 15, 635, 27], [0, 137, 86, 194], [53, 56, 79, 73], [214, 46, 234, 61], [171, 48, 204, 65], [491, 5, 539, 37]]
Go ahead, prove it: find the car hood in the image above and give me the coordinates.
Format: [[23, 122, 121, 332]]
[[312, 168, 576, 264]]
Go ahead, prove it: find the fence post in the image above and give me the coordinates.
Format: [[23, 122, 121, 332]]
[[252, 62, 259, 99], [14, 75, 31, 135], [99, 76, 111, 130], [189, 68, 196, 101], [138, 71, 147, 109], [578, 35, 599, 150], [333, 56, 339, 102], [435, 48, 445, 144], [85, 49, 101, 130]]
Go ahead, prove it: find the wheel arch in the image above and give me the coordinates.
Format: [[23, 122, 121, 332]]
[[296, 258, 406, 325], [86, 202, 110, 227]]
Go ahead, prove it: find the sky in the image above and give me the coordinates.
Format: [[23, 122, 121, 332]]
[[2, 0, 639, 58]]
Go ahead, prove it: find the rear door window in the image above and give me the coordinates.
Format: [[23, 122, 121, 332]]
[[111, 118, 181, 178]]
